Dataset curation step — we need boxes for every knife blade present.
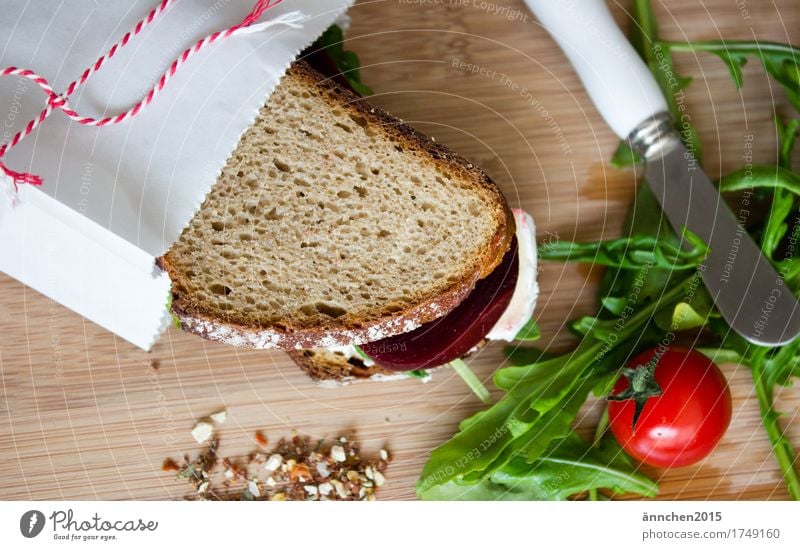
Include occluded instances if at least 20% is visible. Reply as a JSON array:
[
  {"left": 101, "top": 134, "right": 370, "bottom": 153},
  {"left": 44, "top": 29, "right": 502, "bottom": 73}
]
[
  {"left": 524, "top": 0, "right": 800, "bottom": 345},
  {"left": 632, "top": 114, "right": 800, "bottom": 345}
]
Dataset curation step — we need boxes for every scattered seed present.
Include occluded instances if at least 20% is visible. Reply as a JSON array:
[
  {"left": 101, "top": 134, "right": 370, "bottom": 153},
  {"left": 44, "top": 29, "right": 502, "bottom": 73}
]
[
  {"left": 165, "top": 433, "right": 390, "bottom": 501},
  {"left": 209, "top": 409, "right": 228, "bottom": 424},
  {"left": 264, "top": 454, "right": 283, "bottom": 473}
]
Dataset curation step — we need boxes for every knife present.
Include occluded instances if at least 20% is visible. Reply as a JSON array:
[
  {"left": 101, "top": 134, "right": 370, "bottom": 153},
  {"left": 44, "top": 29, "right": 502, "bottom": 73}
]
[{"left": 523, "top": 0, "right": 800, "bottom": 346}]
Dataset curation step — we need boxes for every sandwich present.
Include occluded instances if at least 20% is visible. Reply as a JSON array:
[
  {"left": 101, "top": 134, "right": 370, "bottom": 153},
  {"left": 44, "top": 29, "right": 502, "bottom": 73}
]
[{"left": 158, "top": 61, "right": 539, "bottom": 383}]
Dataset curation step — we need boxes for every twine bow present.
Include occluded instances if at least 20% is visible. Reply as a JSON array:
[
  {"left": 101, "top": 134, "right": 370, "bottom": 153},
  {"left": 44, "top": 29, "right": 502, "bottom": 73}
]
[{"left": 0, "top": 0, "right": 304, "bottom": 191}]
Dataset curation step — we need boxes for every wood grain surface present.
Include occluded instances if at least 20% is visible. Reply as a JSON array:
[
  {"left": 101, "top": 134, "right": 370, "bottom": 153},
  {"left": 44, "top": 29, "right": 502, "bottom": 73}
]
[{"left": 2, "top": 0, "right": 800, "bottom": 501}]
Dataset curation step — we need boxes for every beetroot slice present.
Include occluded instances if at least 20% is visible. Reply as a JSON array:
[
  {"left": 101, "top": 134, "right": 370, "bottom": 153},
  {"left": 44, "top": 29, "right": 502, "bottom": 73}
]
[{"left": 361, "top": 237, "right": 519, "bottom": 371}]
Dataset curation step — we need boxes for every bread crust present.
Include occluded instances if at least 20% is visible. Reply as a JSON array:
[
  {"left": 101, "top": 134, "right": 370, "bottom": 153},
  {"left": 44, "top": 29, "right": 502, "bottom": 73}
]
[
  {"left": 160, "top": 61, "right": 513, "bottom": 350},
  {"left": 287, "top": 349, "right": 396, "bottom": 382},
  {"left": 286, "top": 339, "right": 488, "bottom": 384}
]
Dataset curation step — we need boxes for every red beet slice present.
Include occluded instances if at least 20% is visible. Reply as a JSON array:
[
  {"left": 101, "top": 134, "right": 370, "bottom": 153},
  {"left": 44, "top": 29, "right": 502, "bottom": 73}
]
[{"left": 361, "top": 237, "right": 519, "bottom": 371}]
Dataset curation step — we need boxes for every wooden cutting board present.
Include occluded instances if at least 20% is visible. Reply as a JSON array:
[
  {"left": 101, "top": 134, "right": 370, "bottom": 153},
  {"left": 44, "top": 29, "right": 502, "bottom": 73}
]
[{"left": 1, "top": 0, "right": 799, "bottom": 501}]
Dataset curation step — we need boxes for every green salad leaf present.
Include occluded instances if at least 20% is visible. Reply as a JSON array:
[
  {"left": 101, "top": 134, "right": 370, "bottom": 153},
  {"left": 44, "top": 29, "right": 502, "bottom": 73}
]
[
  {"left": 514, "top": 318, "right": 541, "bottom": 341},
  {"left": 663, "top": 40, "right": 800, "bottom": 112},
  {"left": 449, "top": 359, "right": 491, "bottom": 404},
  {"left": 417, "top": 277, "right": 694, "bottom": 495},
  {"left": 419, "top": 433, "right": 657, "bottom": 501},
  {"left": 314, "top": 25, "right": 374, "bottom": 96},
  {"left": 610, "top": 141, "right": 642, "bottom": 168},
  {"left": 419, "top": 0, "right": 800, "bottom": 501},
  {"left": 538, "top": 231, "right": 708, "bottom": 271}
]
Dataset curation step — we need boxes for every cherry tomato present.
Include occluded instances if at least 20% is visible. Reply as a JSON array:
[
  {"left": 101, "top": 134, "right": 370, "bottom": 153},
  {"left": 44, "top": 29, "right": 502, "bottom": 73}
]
[{"left": 608, "top": 347, "right": 732, "bottom": 468}]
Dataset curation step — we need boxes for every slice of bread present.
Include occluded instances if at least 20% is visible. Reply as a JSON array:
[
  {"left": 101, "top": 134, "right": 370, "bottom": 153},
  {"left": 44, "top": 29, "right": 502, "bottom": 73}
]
[{"left": 160, "top": 61, "right": 513, "bottom": 350}]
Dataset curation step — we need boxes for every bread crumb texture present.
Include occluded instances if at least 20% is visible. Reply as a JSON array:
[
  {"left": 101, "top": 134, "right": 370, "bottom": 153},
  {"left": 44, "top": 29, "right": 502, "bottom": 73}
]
[{"left": 164, "top": 63, "right": 508, "bottom": 343}]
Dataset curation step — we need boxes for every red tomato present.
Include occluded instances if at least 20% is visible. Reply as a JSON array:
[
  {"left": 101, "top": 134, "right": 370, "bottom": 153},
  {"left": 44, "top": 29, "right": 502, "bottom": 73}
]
[{"left": 608, "top": 347, "right": 732, "bottom": 468}]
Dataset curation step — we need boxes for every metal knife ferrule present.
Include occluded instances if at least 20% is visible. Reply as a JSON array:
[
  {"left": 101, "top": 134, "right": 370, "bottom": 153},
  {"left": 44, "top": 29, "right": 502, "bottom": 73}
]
[{"left": 629, "top": 111, "right": 680, "bottom": 160}]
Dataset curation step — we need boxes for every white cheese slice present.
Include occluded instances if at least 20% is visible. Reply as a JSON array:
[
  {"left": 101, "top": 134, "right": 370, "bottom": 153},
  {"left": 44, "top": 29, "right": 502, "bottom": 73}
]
[{"left": 485, "top": 208, "right": 539, "bottom": 341}]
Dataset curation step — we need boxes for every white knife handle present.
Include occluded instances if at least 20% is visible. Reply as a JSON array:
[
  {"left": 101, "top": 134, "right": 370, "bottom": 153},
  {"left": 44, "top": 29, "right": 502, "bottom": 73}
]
[{"left": 523, "top": 0, "right": 667, "bottom": 139}]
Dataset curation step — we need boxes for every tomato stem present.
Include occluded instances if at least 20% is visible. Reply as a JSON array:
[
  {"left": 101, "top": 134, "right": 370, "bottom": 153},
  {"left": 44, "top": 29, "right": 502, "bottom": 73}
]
[
  {"left": 752, "top": 363, "right": 800, "bottom": 500},
  {"left": 606, "top": 363, "right": 663, "bottom": 431}
]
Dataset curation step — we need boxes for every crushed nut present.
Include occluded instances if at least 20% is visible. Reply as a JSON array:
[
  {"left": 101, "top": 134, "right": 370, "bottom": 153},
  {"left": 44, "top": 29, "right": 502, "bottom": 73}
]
[
  {"left": 191, "top": 420, "right": 214, "bottom": 444},
  {"left": 316, "top": 461, "right": 331, "bottom": 478},
  {"left": 318, "top": 482, "right": 333, "bottom": 496},
  {"left": 264, "top": 454, "right": 283, "bottom": 472},
  {"left": 209, "top": 409, "right": 227, "bottom": 424},
  {"left": 329, "top": 479, "right": 348, "bottom": 499},
  {"left": 330, "top": 445, "right": 346, "bottom": 462},
  {"left": 166, "top": 432, "right": 390, "bottom": 501}
]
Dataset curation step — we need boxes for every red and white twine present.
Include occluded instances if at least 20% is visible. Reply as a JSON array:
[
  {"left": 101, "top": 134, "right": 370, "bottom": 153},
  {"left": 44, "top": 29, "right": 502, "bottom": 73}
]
[{"left": 0, "top": 0, "right": 304, "bottom": 190}]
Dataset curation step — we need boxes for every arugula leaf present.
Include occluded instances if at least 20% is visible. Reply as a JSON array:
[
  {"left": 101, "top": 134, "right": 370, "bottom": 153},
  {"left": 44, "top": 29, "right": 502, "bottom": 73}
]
[
  {"left": 449, "top": 359, "right": 490, "bottom": 404},
  {"left": 417, "top": 276, "right": 695, "bottom": 494},
  {"left": 653, "top": 275, "right": 716, "bottom": 332},
  {"left": 352, "top": 344, "right": 371, "bottom": 361},
  {"left": 502, "top": 346, "right": 557, "bottom": 366},
  {"left": 419, "top": 434, "right": 657, "bottom": 501},
  {"left": 776, "top": 258, "right": 800, "bottom": 292},
  {"left": 405, "top": 369, "right": 431, "bottom": 380},
  {"left": 715, "top": 122, "right": 799, "bottom": 259},
  {"left": 778, "top": 117, "right": 799, "bottom": 170},
  {"left": 538, "top": 233, "right": 707, "bottom": 271},
  {"left": 663, "top": 40, "right": 800, "bottom": 112},
  {"left": 762, "top": 119, "right": 800, "bottom": 258},
  {"left": 314, "top": 25, "right": 374, "bottom": 96},
  {"left": 627, "top": 0, "right": 703, "bottom": 164},
  {"left": 165, "top": 291, "right": 181, "bottom": 329},
  {"left": 705, "top": 316, "right": 800, "bottom": 500},
  {"left": 514, "top": 318, "right": 541, "bottom": 341},
  {"left": 717, "top": 164, "right": 800, "bottom": 195},
  {"left": 599, "top": 183, "right": 681, "bottom": 311},
  {"left": 421, "top": 0, "right": 800, "bottom": 501},
  {"left": 610, "top": 141, "right": 642, "bottom": 168},
  {"left": 654, "top": 300, "right": 710, "bottom": 332},
  {"left": 753, "top": 356, "right": 800, "bottom": 500}
]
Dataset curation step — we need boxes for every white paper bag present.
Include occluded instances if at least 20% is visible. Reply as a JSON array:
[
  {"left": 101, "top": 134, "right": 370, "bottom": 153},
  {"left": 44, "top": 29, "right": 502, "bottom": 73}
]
[{"left": 0, "top": 0, "right": 355, "bottom": 349}]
